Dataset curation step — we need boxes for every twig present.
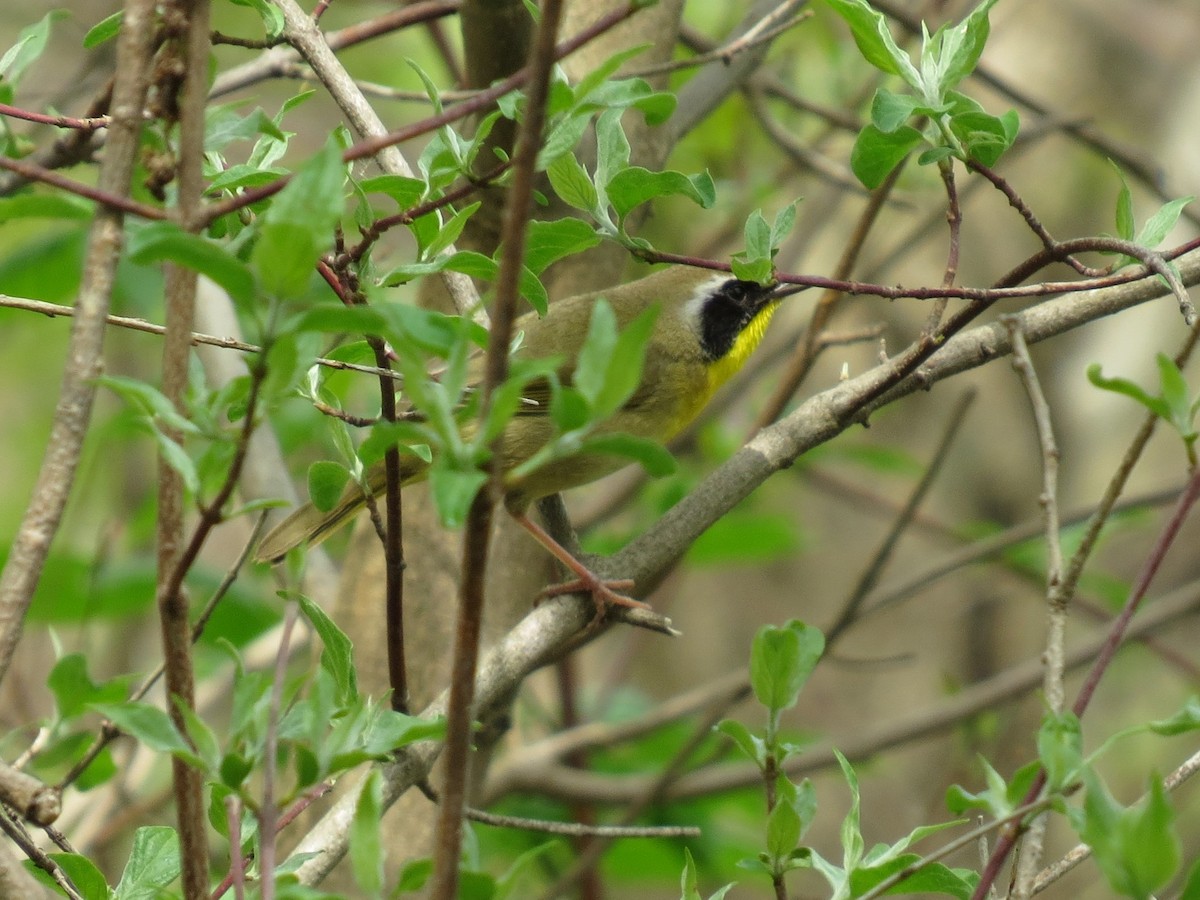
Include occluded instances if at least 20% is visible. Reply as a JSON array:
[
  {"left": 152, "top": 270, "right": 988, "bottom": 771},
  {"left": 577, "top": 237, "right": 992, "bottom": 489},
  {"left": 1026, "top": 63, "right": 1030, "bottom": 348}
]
[
  {"left": 258, "top": 601, "right": 300, "bottom": 900},
  {"left": 0, "top": 809, "right": 82, "bottom": 900},
  {"left": 629, "top": 4, "right": 811, "bottom": 77},
  {"left": 1002, "top": 318, "right": 1063, "bottom": 900},
  {"left": 0, "top": 763, "right": 59, "bottom": 826},
  {"left": 825, "top": 389, "right": 975, "bottom": 645},
  {"left": 428, "top": 0, "right": 566, "bottom": 893},
  {"left": 0, "top": 294, "right": 408, "bottom": 382}
]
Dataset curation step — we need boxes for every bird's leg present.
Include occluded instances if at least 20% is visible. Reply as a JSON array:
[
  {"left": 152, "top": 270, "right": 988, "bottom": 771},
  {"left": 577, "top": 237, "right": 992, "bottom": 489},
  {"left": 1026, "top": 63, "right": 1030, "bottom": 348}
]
[{"left": 510, "top": 511, "right": 648, "bottom": 625}]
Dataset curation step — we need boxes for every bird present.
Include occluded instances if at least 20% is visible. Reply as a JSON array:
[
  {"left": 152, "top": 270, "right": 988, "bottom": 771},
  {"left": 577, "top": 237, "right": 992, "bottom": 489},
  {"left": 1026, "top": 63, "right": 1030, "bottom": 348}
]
[{"left": 255, "top": 265, "right": 797, "bottom": 618}]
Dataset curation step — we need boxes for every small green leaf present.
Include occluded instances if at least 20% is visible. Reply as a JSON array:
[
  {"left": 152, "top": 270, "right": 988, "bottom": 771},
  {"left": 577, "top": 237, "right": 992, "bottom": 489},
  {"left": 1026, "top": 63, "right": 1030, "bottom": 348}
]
[
  {"left": 90, "top": 702, "right": 193, "bottom": 755},
  {"left": 128, "top": 222, "right": 257, "bottom": 307},
  {"left": 1148, "top": 696, "right": 1200, "bottom": 736},
  {"left": 1081, "top": 770, "right": 1180, "bottom": 899},
  {"left": 715, "top": 719, "right": 766, "bottom": 767},
  {"left": 1137, "top": 196, "right": 1195, "bottom": 249},
  {"left": 0, "top": 10, "right": 67, "bottom": 86},
  {"left": 35, "top": 852, "right": 110, "bottom": 900},
  {"left": 308, "top": 460, "right": 351, "bottom": 513},
  {"left": 1086, "top": 363, "right": 1170, "bottom": 420},
  {"left": 750, "top": 620, "right": 825, "bottom": 720},
  {"left": 297, "top": 593, "right": 358, "bottom": 703},
  {"left": 114, "top": 826, "right": 182, "bottom": 900},
  {"left": 577, "top": 432, "right": 677, "bottom": 477},
  {"left": 1037, "top": 709, "right": 1083, "bottom": 791},
  {"left": 931, "top": 0, "right": 998, "bottom": 91},
  {"left": 1111, "top": 162, "right": 1135, "bottom": 240},
  {"left": 252, "top": 138, "right": 345, "bottom": 299},
  {"left": 83, "top": 11, "right": 123, "bottom": 48},
  {"left": 547, "top": 153, "right": 599, "bottom": 215},
  {"left": 573, "top": 298, "right": 619, "bottom": 406},
  {"left": 607, "top": 167, "right": 716, "bottom": 220},
  {"left": 524, "top": 218, "right": 602, "bottom": 275},
  {"left": 766, "top": 789, "right": 802, "bottom": 863},
  {"left": 825, "top": 0, "right": 921, "bottom": 87},
  {"left": 350, "top": 769, "right": 384, "bottom": 895},
  {"left": 850, "top": 124, "right": 923, "bottom": 189},
  {"left": 828, "top": 753, "right": 863, "bottom": 873},
  {"left": 870, "top": 88, "right": 923, "bottom": 133},
  {"left": 427, "top": 463, "right": 488, "bottom": 529},
  {"left": 596, "top": 304, "right": 660, "bottom": 417}
]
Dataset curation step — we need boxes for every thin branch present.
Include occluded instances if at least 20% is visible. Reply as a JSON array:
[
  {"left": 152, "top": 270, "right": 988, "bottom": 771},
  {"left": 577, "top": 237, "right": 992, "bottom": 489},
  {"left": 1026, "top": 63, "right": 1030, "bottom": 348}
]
[
  {"left": 156, "top": 4, "right": 213, "bottom": 895},
  {"left": 825, "top": 389, "right": 975, "bottom": 645},
  {"left": 1002, "top": 318, "right": 1063, "bottom": 900},
  {"left": 0, "top": 154, "right": 165, "bottom": 220},
  {"left": 429, "top": 0, "right": 566, "bottom": 892},
  {"left": 0, "top": 294, "right": 408, "bottom": 382}
]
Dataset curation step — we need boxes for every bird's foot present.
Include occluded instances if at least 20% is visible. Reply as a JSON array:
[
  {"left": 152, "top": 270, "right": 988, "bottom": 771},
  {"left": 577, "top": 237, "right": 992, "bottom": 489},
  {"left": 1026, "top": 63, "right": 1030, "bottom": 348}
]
[{"left": 538, "top": 576, "right": 645, "bottom": 628}]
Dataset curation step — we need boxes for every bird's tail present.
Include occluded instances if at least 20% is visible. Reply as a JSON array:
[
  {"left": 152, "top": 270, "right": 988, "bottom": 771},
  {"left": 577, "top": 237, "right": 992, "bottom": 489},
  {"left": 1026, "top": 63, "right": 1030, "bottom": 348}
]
[{"left": 254, "top": 455, "right": 427, "bottom": 563}]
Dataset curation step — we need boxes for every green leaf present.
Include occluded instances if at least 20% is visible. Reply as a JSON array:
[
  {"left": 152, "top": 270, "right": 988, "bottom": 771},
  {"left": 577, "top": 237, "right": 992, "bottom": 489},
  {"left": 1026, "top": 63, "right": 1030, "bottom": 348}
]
[
  {"left": 1112, "top": 162, "right": 1135, "bottom": 240},
  {"left": 358, "top": 174, "right": 426, "bottom": 209},
  {"left": 1137, "top": 196, "right": 1194, "bottom": 249},
  {"left": 524, "top": 218, "right": 602, "bottom": 274},
  {"left": 849, "top": 855, "right": 975, "bottom": 899},
  {"left": 573, "top": 299, "right": 620, "bottom": 406},
  {"left": 930, "top": 0, "right": 998, "bottom": 91},
  {"left": 83, "top": 11, "right": 123, "bottom": 48},
  {"left": 547, "top": 152, "right": 599, "bottom": 215},
  {"left": 423, "top": 202, "right": 481, "bottom": 259},
  {"left": 952, "top": 110, "right": 1018, "bottom": 166},
  {"left": 350, "top": 769, "right": 384, "bottom": 895},
  {"left": 0, "top": 10, "right": 67, "bottom": 86},
  {"left": 606, "top": 167, "right": 716, "bottom": 220},
  {"left": 870, "top": 88, "right": 924, "bottom": 133},
  {"left": 577, "top": 432, "right": 677, "bottom": 477},
  {"left": 741, "top": 209, "right": 772, "bottom": 262},
  {"left": 850, "top": 124, "right": 923, "bottom": 189},
  {"left": 1081, "top": 770, "right": 1180, "bottom": 899},
  {"left": 48, "top": 653, "right": 129, "bottom": 719},
  {"left": 1037, "top": 709, "right": 1083, "bottom": 791},
  {"left": 715, "top": 719, "right": 766, "bottom": 767},
  {"left": 594, "top": 108, "right": 632, "bottom": 191},
  {"left": 114, "top": 826, "right": 182, "bottom": 900},
  {"left": 252, "top": 138, "right": 345, "bottom": 299},
  {"left": 427, "top": 463, "right": 488, "bottom": 529},
  {"left": 1086, "top": 363, "right": 1170, "bottom": 420},
  {"left": 297, "top": 593, "right": 358, "bottom": 703},
  {"left": 127, "top": 222, "right": 257, "bottom": 307},
  {"left": 592, "top": 303, "right": 660, "bottom": 418},
  {"left": 766, "top": 788, "right": 802, "bottom": 863},
  {"left": 1156, "top": 353, "right": 1197, "bottom": 438},
  {"left": 308, "top": 460, "right": 351, "bottom": 513},
  {"left": 824, "top": 0, "right": 921, "bottom": 87},
  {"left": 750, "top": 620, "right": 825, "bottom": 721},
  {"left": 40, "top": 853, "right": 111, "bottom": 900},
  {"left": 1148, "top": 696, "right": 1200, "bottom": 736},
  {"left": 91, "top": 702, "right": 193, "bottom": 756},
  {"left": 837, "top": 750, "right": 865, "bottom": 870}
]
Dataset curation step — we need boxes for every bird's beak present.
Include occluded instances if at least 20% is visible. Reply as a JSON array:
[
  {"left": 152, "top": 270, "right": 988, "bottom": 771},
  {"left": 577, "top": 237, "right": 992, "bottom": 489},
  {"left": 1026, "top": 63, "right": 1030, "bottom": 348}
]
[{"left": 769, "top": 280, "right": 808, "bottom": 300}]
